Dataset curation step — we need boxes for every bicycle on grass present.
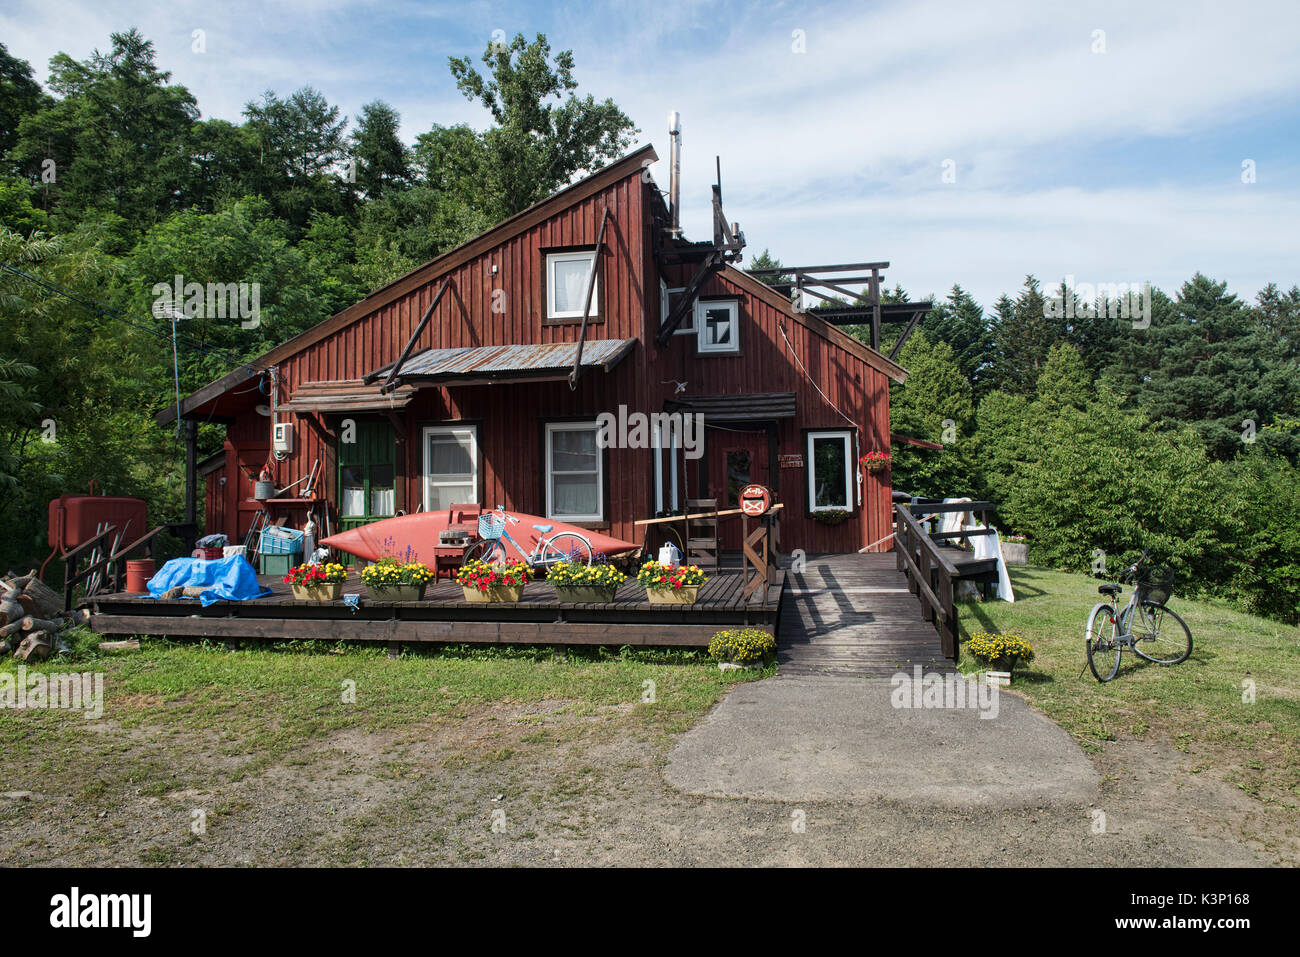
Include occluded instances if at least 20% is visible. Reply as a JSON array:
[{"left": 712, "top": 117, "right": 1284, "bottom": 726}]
[{"left": 1085, "top": 547, "right": 1193, "bottom": 682}]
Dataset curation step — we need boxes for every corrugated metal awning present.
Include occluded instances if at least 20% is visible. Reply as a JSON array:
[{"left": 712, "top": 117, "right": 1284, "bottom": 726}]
[
  {"left": 368, "top": 338, "right": 637, "bottom": 388},
  {"left": 665, "top": 392, "right": 796, "bottom": 421},
  {"left": 281, "top": 379, "right": 417, "bottom": 413}
]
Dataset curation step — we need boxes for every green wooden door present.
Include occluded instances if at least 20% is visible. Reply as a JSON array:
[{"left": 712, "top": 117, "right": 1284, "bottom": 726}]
[{"left": 338, "top": 420, "right": 397, "bottom": 531}]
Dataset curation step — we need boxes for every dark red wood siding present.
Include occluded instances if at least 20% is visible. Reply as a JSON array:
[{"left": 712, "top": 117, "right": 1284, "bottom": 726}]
[{"left": 206, "top": 166, "right": 896, "bottom": 553}]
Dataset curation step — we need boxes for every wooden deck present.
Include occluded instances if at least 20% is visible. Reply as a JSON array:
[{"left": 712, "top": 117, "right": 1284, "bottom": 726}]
[
  {"left": 86, "top": 567, "right": 785, "bottom": 648},
  {"left": 778, "top": 553, "right": 954, "bottom": 677}
]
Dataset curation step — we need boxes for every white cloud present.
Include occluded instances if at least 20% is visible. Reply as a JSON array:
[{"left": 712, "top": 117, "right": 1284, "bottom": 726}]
[{"left": 4, "top": 0, "right": 1297, "bottom": 306}]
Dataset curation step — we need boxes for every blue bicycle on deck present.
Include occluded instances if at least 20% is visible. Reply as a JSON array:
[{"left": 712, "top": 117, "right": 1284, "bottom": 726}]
[{"left": 462, "top": 506, "right": 594, "bottom": 570}]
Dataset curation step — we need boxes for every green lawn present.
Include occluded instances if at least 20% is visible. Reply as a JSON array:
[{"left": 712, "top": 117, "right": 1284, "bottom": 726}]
[
  {"left": 960, "top": 566, "right": 1300, "bottom": 808},
  {"left": 0, "top": 634, "right": 769, "bottom": 804}
]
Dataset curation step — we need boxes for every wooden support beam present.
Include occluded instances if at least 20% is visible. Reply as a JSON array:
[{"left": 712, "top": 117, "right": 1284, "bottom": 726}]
[
  {"left": 380, "top": 276, "right": 453, "bottom": 394},
  {"left": 656, "top": 251, "right": 722, "bottom": 346},
  {"left": 569, "top": 207, "right": 611, "bottom": 390}
]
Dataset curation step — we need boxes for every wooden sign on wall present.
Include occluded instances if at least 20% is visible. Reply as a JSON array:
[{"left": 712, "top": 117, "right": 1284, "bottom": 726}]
[{"left": 778, "top": 453, "right": 804, "bottom": 469}]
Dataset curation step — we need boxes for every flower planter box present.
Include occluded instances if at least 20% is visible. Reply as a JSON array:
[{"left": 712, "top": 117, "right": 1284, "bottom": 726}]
[
  {"left": 1002, "top": 542, "right": 1028, "bottom": 565},
  {"left": 291, "top": 583, "right": 343, "bottom": 601},
  {"left": 461, "top": 584, "right": 525, "bottom": 603},
  {"left": 367, "top": 583, "right": 427, "bottom": 602},
  {"left": 645, "top": 586, "right": 700, "bottom": 605},
  {"left": 553, "top": 585, "right": 618, "bottom": 604}
]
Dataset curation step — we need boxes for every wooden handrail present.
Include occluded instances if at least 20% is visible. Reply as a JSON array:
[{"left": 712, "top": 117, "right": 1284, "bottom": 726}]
[{"left": 895, "top": 504, "right": 959, "bottom": 660}]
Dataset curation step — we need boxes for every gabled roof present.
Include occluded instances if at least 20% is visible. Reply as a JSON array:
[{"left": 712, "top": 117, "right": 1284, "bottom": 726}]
[{"left": 159, "top": 144, "right": 659, "bottom": 425}]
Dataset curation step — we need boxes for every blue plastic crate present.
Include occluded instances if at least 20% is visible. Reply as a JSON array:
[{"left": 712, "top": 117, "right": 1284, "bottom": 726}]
[{"left": 258, "top": 527, "right": 305, "bottom": 555}]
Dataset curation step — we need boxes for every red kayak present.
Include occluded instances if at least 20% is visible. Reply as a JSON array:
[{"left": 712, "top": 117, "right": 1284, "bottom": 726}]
[{"left": 320, "top": 510, "right": 638, "bottom": 564}]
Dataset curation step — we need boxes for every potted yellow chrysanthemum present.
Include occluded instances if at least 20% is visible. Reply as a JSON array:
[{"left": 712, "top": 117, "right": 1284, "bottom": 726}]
[
  {"left": 361, "top": 557, "right": 435, "bottom": 601},
  {"left": 546, "top": 560, "right": 627, "bottom": 603}
]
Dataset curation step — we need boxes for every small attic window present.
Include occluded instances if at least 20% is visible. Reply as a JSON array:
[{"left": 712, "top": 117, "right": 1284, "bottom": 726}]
[{"left": 546, "top": 249, "right": 598, "bottom": 321}]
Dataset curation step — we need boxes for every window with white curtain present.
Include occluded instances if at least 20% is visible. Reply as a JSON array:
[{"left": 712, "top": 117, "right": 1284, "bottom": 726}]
[
  {"left": 545, "top": 422, "right": 602, "bottom": 521},
  {"left": 547, "top": 251, "right": 598, "bottom": 320},
  {"left": 423, "top": 425, "right": 478, "bottom": 512}
]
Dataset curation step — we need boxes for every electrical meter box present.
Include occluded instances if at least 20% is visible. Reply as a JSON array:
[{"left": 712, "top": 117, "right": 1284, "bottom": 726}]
[{"left": 273, "top": 422, "right": 295, "bottom": 455}]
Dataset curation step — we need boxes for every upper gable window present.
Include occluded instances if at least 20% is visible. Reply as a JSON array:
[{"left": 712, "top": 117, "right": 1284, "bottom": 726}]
[
  {"left": 546, "top": 250, "right": 598, "bottom": 321},
  {"left": 659, "top": 278, "right": 692, "bottom": 333},
  {"left": 694, "top": 299, "right": 740, "bottom": 355}
]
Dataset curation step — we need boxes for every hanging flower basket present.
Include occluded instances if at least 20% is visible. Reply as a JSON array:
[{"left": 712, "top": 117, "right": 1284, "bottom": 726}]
[{"left": 860, "top": 451, "right": 891, "bottom": 474}]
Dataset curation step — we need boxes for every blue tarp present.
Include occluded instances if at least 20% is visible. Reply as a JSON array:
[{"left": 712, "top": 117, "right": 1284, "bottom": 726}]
[{"left": 145, "top": 555, "right": 272, "bottom": 606}]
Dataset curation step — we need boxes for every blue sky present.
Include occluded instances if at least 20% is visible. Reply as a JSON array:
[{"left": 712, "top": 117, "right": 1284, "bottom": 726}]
[{"left": 4, "top": 0, "right": 1298, "bottom": 308}]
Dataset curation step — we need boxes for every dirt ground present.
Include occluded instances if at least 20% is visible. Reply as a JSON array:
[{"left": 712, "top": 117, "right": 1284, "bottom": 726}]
[{"left": 2, "top": 690, "right": 1294, "bottom": 867}]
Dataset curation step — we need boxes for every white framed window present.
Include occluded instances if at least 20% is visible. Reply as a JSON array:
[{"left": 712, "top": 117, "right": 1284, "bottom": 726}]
[
  {"left": 546, "top": 250, "right": 598, "bottom": 320},
  {"left": 807, "top": 430, "right": 854, "bottom": 512},
  {"left": 659, "top": 279, "right": 692, "bottom": 333},
  {"left": 545, "top": 421, "right": 603, "bottom": 521},
  {"left": 423, "top": 425, "right": 478, "bottom": 512},
  {"left": 694, "top": 299, "right": 740, "bottom": 354}
]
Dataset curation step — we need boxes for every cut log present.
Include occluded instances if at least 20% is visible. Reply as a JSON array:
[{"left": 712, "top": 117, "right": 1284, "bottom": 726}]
[
  {"left": 18, "top": 616, "right": 65, "bottom": 634},
  {"left": 98, "top": 639, "right": 140, "bottom": 652},
  {"left": 0, "top": 620, "right": 24, "bottom": 638},
  {"left": 0, "top": 640, "right": 9, "bottom": 655},
  {"left": 21, "top": 577, "right": 63, "bottom": 618},
  {"left": 14, "top": 633, "right": 51, "bottom": 662},
  {"left": 1, "top": 571, "right": 35, "bottom": 593},
  {"left": 0, "top": 600, "right": 22, "bottom": 626}
]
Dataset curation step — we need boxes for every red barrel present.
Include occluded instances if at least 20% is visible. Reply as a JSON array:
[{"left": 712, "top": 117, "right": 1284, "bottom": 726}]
[{"left": 125, "top": 559, "right": 155, "bottom": 594}]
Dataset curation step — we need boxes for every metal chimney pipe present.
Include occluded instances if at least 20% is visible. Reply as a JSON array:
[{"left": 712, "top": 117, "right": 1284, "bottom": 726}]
[{"left": 668, "top": 111, "right": 682, "bottom": 238}]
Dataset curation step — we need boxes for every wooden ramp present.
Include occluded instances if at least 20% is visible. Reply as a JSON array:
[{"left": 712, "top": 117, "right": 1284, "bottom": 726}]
[{"left": 778, "top": 553, "right": 952, "bottom": 677}]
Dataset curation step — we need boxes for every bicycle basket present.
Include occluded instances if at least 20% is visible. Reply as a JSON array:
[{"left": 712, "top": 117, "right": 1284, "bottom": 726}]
[
  {"left": 1137, "top": 565, "right": 1175, "bottom": 604},
  {"left": 477, "top": 513, "right": 506, "bottom": 541}
]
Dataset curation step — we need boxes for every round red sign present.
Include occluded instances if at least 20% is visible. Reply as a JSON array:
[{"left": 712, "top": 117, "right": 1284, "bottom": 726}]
[{"left": 739, "top": 483, "right": 772, "bottom": 517}]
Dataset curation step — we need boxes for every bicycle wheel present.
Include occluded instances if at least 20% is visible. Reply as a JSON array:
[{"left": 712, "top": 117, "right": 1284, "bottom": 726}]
[
  {"left": 464, "top": 538, "right": 507, "bottom": 565},
  {"left": 1086, "top": 603, "right": 1122, "bottom": 682},
  {"left": 535, "top": 532, "right": 593, "bottom": 569},
  {"left": 1126, "top": 601, "right": 1192, "bottom": 665}
]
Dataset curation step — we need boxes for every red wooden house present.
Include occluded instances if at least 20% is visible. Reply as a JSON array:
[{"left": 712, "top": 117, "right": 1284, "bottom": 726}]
[{"left": 159, "top": 138, "right": 913, "bottom": 559}]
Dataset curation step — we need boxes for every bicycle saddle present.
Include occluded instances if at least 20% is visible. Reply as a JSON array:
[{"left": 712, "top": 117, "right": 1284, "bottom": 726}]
[
  {"left": 532, "top": 523, "right": 553, "bottom": 534},
  {"left": 1098, "top": 584, "right": 1121, "bottom": 596}
]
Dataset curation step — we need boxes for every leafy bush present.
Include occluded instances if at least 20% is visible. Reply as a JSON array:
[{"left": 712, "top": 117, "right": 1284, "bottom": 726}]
[{"left": 708, "top": 628, "right": 776, "bottom": 664}]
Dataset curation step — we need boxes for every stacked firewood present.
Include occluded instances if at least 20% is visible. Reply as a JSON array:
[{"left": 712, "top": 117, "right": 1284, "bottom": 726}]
[{"left": 0, "top": 570, "right": 81, "bottom": 662}]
